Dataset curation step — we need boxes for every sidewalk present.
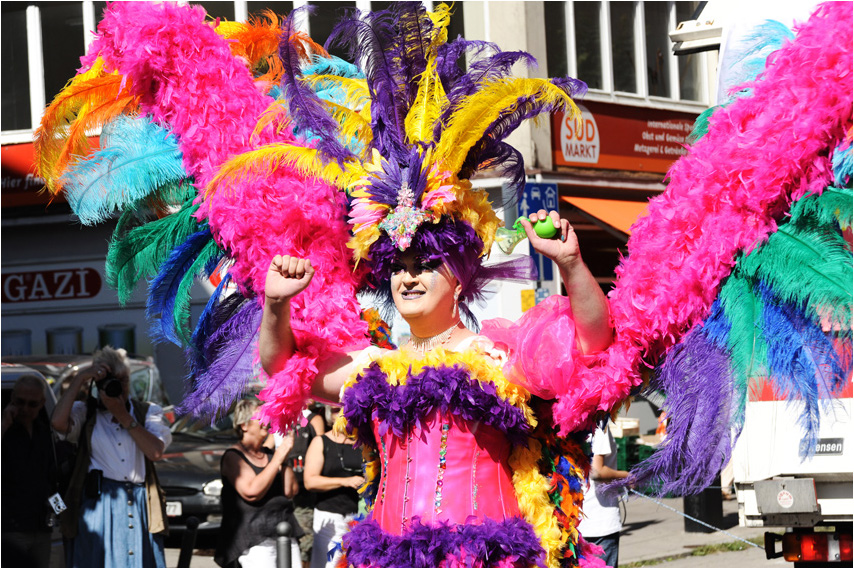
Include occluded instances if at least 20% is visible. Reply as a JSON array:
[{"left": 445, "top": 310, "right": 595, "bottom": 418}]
[{"left": 620, "top": 492, "right": 777, "bottom": 567}]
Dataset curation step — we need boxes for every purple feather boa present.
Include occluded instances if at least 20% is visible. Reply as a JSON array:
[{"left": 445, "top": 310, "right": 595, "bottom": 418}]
[
  {"left": 341, "top": 361, "right": 532, "bottom": 448},
  {"left": 344, "top": 516, "right": 545, "bottom": 568}
]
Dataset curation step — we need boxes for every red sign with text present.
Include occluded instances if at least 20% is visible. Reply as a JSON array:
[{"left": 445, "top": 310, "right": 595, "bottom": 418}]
[
  {"left": 552, "top": 101, "right": 698, "bottom": 174},
  {"left": 2, "top": 268, "right": 103, "bottom": 303}
]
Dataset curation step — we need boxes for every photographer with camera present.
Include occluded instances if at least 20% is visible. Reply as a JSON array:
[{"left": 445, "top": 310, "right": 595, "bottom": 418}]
[{"left": 51, "top": 346, "right": 172, "bottom": 568}]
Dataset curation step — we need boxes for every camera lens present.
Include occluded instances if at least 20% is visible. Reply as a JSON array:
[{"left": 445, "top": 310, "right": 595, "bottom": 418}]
[{"left": 99, "top": 378, "right": 123, "bottom": 398}]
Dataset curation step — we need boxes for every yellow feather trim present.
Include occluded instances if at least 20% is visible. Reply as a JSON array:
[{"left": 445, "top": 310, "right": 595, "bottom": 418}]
[
  {"left": 434, "top": 77, "right": 580, "bottom": 176},
  {"left": 510, "top": 439, "right": 566, "bottom": 568}
]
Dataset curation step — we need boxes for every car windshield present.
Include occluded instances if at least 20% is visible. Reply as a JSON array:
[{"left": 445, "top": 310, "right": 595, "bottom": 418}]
[{"left": 171, "top": 413, "right": 235, "bottom": 440}]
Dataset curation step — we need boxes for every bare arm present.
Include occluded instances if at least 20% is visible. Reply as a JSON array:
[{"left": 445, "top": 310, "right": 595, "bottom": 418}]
[
  {"left": 521, "top": 210, "right": 613, "bottom": 354},
  {"left": 52, "top": 366, "right": 100, "bottom": 434},
  {"left": 590, "top": 454, "right": 630, "bottom": 482},
  {"left": 302, "top": 436, "right": 365, "bottom": 492},
  {"left": 259, "top": 254, "right": 366, "bottom": 403},
  {"left": 309, "top": 413, "right": 327, "bottom": 436},
  {"left": 222, "top": 438, "right": 294, "bottom": 502}
]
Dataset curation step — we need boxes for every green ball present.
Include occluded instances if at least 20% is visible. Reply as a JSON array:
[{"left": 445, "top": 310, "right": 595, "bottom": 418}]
[{"left": 533, "top": 218, "right": 559, "bottom": 239}]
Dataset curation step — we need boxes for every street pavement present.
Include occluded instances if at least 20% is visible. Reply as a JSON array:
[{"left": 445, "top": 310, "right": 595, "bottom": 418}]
[{"left": 620, "top": 492, "right": 788, "bottom": 568}]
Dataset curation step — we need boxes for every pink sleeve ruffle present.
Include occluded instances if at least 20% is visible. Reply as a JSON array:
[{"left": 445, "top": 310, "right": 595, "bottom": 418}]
[{"left": 481, "top": 295, "right": 580, "bottom": 401}]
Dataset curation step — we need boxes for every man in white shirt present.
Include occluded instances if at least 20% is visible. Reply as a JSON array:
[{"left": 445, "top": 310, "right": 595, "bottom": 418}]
[{"left": 578, "top": 423, "right": 630, "bottom": 567}]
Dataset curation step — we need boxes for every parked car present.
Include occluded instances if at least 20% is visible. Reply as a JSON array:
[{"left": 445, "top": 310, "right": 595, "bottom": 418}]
[
  {"left": 2, "top": 354, "right": 171, "bottom": 419},
  {"left": 157, "top": 411, "right": 237, "bottom": 533}
]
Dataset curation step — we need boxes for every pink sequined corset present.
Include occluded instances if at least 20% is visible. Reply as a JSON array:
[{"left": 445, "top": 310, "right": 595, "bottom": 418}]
[{"left": 370, "top": 410, "right": 520, "bottom": 534}]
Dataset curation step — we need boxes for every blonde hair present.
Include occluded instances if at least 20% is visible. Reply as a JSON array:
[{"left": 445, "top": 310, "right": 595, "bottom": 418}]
[
  {"left": 92, "top": 346, "right": 130, "bottom": 383},
  {"left": 233, "top": 398, "right": 260, "bottom": 437}
]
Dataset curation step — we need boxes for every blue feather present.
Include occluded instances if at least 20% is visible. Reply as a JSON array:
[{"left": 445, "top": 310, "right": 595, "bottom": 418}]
[
  {"left": 832, "top": 139, "right": 852, "bottom": 188},
  {"left": 187, "top": 273, "right": 234, "bottom": 378},
  {"left": 146, "top": 229, "right": 218, "bottom": 346},
  {"left": 61, "top": 115, "right": 186, "bottom": 224},
  {"left": 759, "top": 285, "right": 846, "bottom": 458}
]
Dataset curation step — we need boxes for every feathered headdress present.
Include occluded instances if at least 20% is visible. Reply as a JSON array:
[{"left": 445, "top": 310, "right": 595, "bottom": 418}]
[{"left": 210, "top": 2, "right": 585, "bottom": 269}]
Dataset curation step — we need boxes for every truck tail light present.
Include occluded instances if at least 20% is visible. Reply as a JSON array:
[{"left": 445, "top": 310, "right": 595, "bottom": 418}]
[{"left": 782, "top": 530, "right": 853, "bottom": 563}]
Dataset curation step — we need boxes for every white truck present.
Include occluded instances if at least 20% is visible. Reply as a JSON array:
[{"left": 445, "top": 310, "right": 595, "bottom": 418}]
[{"left": 733, "top": 376, "right": 852, "bottom": 566}]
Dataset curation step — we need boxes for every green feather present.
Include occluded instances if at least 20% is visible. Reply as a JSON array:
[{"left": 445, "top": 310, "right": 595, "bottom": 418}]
[
  {"left": 106, "top": 197, "right": 202, "bottom": 304},
  {"left": 688, "top": 106, "right": 717, "bottom": 144},
  {"left": 738, "top": 201, "right": 853, "bottom": 328},
  {"left": 790, "top": 186, "right": 853, "bottom": 230},
  {"left": 174, "top": 238, "right": 223, "bottom": 346},
  {"left": 719, "top": 274, "right": 768, "bottom": 410}
]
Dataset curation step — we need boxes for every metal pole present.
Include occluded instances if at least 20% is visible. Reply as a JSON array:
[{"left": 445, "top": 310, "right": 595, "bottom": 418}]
[
  {"left": 277, "top": 520, "right": 293, "bottom": 568},
  {"left": 177, "top": 516, "right": 199, "bottom": 568}
]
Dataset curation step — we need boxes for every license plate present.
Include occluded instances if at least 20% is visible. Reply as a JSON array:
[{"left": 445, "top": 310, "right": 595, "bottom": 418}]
[{"left": 166, "top": 501, "right": 182, "bottom": 517}]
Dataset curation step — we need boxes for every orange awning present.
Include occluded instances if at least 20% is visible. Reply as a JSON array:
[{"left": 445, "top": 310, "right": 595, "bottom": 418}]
[{"left": 561, "top": 196, "right": 648, "bottom": 235}]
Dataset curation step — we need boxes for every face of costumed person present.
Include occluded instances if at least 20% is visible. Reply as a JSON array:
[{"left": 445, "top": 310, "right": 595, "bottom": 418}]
[{"left": 389, "top": 250, "right": 462, "bottom": 323}]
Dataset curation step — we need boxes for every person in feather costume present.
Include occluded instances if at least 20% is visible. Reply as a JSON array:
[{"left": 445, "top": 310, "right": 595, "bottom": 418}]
[
  {"left": 207, "top": 3, "right": 617, "bottom": 567},
  {"left": 32, "top": 0, "right": 852, "bottom": 567}
]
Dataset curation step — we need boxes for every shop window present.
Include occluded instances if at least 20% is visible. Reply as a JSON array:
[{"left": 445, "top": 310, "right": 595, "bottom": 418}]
[
  {"left": 609, "top": 1, "right": 637, "bottom": 93},
  {"left": 190, "top": 1, "right": 235, "bottom": 21},
  {"left": 544, "top": 1, "right": 568, "bottom": 78},
  {"left": 574, "top": 1, "right": 603, "bottom": 90},
  {"left": 248, "top": 2, "right": 294, "bottom": 20},
  {"left": 676, "top": 1, "right": 702, "bottom": 101},
  {"left": 1, "top": 3, "right": 31, "bottom": 131},
  {"left": 644, "top": 1, "right": 671, "bottom": 97},
  {"left": 38, "top": 1, "right": 86, "bottom": 113}
]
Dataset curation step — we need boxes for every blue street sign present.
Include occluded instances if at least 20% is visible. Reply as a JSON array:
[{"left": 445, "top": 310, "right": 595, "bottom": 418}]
[{"left": 519, "top": 182, "right": 558, "bottom": 281}]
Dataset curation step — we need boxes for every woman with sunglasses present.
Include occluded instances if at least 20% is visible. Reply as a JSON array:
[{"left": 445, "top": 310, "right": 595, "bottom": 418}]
[{"left": 302, "top": 406, "right": 364, "bottom": 568}]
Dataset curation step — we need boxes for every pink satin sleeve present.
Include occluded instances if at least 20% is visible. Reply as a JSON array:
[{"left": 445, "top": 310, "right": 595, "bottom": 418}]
[{"left": 480, "top": 295, "right": 579, "bottom": 399}]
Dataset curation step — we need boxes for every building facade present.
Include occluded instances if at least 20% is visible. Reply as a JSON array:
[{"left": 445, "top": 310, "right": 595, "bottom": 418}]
[{"left": 1, "top": 1, "right": 712, "bottom": 400}]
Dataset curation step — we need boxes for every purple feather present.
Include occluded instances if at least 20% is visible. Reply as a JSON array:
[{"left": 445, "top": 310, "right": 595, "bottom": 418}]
[
  {"left": 278, "top": 8, "right": 353, "bottom": 164},
  {"left": 344, "top": 516, "right": 544, "bottom": 568},
  {"left": 178, "top": 299, "right": 262, "bottom": 419},
  {"left": 435, "top": 37, "right": 497, "bottom": 93},
  {"left": 341, "top": 361, "right": 532, "bottom": 449},
  {"left": 625, "top": 327, "right": 735, "bottom": 497},
  {"left": 327, "top": 8, "right": 408, "bottom": 160}
]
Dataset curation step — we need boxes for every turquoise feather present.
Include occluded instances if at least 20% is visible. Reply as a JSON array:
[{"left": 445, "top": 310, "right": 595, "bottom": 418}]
[{"left": 61, "top": 115, "right": 187, "bottom": 224}]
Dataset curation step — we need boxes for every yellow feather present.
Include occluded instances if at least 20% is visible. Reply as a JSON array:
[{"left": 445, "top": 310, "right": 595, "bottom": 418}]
[
  {"left": 404, "top": 57, "right": 446, "bottom": 144},
  {"left": 34, "top": 74, "right": 138, "bottom": 194},
  {"left": 214, "top": 20, "right": 246, "bottom": 38},
  {"left": 434, "top": 78, "right": 580, "bottom": 175},
  {"left": 323, "top": 100, "right": 374, "bottom": 151},
  {"left": 207, "top": 144, "right": 366, "bottom": 199},
  {"left": 428, "top": 3, "right": 452, "bottom": 48},
  {"left": 252, "top": 100, "right": 291, "bottom": 139},
  {"left": 301, "top": 75, "right": 370, "bottom": 109}
]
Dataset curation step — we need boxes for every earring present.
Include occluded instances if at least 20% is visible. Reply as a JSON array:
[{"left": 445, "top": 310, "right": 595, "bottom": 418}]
[{"left": 453, "top": 291, "right": 460, "bottom": 319}]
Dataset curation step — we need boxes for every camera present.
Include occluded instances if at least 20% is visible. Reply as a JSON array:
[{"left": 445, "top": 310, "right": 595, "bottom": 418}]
[{"left": 96, "top": 376, "right": 123, "bottom": 398}]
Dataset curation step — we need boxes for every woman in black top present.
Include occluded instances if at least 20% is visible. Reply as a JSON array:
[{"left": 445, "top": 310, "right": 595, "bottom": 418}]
[
  {"left": 303, "top": 407, "right": 364, "bottom": 568},
  {"left": 215, "top": 399, "right": 303, "bottom": 568}
]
